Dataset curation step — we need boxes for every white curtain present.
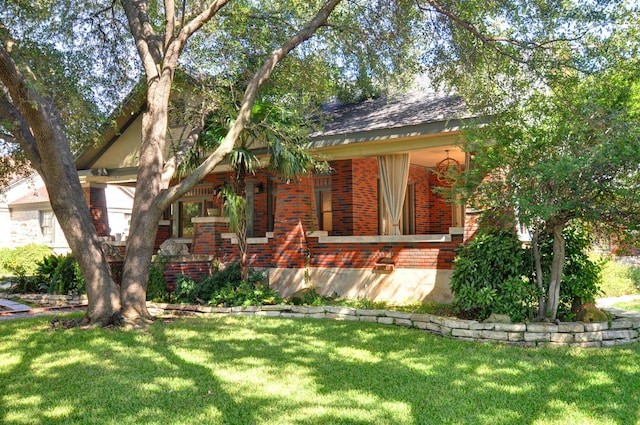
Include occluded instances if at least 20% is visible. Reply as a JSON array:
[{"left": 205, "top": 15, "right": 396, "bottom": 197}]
[{"left": 378, "top": 154, "right": 410, "bottom": 235}]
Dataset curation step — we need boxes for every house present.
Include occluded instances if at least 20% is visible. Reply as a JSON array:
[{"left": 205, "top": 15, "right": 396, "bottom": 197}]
[
  {"left": 75, "top": 90, "right": 479, "bottom": 304},
  {"left": 0, "top": 173, "right": 135, "bottom": 254}
]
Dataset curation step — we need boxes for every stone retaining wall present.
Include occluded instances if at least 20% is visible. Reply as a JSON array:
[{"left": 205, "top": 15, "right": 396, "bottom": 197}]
[
  {"left": 3, "top": 292, "right": 638, "bottom": 348},
  {"left": 0, "top": 293, "right": 88, "bottom": 306},
  {"left": 147, "top": 303, "right": 640, "bottom": 348}
]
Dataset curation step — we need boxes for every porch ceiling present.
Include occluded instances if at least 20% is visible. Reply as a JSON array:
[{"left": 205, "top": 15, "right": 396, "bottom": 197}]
[{"left": 411, "top": 146, "right": 466, "bottom": 168}]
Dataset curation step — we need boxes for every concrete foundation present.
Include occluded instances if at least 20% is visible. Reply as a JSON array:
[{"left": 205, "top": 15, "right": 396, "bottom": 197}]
[{"left": 268, "top": 267, "right": 454, "bottom": 304}]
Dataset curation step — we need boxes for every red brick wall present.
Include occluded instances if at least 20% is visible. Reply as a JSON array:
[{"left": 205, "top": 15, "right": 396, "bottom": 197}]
[
  {"left": 427, "top": 171, "right": 454, "bottom": 233},
  {"left": 252, "top": 171, "right": 270, "bottom": 236},
  {"left": 164, "top": 260, "right": 212, "bottom": 287},
  {"left": 352, "top": 158, "right": 379, "bottom": 236},
  {"left": 410, "top": 165, "right": 430, "bottom": 234},
  {"left": 308, "top": 234, "right": 462, "bottom": 270},
  {"left": 330, "top": 160, "right": 353, "bottom": 236},
  {"left": 83, "top": 184, "right": 110, "bottom": 236},
  {"left": 192, "top": 219, "right": 231, "bottom": 256},
  {"left": 270, "top": 175, "right": 317, "bottom": 268},
  {"left": 186, "top": 163, "right": 467, "bottom": 273}
]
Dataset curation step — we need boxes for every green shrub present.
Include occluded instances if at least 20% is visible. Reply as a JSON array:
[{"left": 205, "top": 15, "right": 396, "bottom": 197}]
[
  {"left": 450, "top": 228, "right": 536, "bottom": 322},
  {"left": 34, "top": 253, "right": 85, "bottom": 295},
  {"left": 6, "top": 275, "right": 45, "bottom": 294},
  {"left": 171, "top": 263, "right": 277, "bottom": 307},
  {"left": 0, "top": 248, "right": 13, "bottom": 276},
  {"left": 1, "top": 244, "right": 52, "bottom": 277},
  {"left": 52, "top": 254, "right": 85, "bottom": 295},
  {"left": 628, "top": 264, "right": 640, "bottom": 291},
  {"left": 172, "top": 275, "right": 198, "bottom": 304},
  {"left": 210, "top": 281, "right": 282, "bottom": 307},
  {"left": 597, "top": 256, "right": 640, "bottom": 297},
  {"left": 146, "top": 256, "right": 169, "bottom": 302}
]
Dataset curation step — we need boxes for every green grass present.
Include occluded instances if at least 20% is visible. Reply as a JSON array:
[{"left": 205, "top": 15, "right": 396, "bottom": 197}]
[
  {"left": 599, "top": 257, "right": 640, "bottom": 297},
  {"left": 612, "top": 301, "right": 640, "bottom": 312},
  {"left": 1, "top": 314, "right": 640, "bottom": 425}
]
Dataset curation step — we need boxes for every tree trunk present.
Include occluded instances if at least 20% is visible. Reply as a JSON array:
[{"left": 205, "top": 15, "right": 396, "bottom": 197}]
[
  {"left": 115, "top": 0, "right": 344, "bottom": 320},
  {"left": 119, "top": 206, "right": 162, "bottom": 320},
  {"left": 531, "top": 228, "right": 547, "bottom": 321},
  {"left": 546, "top": 222, "right": 566, "bottom": 321},
  {"left": 0, "top": 46, "right": 121, "bottom": 326},
  {"left": 119, "top": 81, "right": 172, "bottom": 321},
  {"left": 46, "top": 176, "right": 122, "bottom": 326},
  {"left": 235, "top": 167, "right": 250, "bottom": 282}
]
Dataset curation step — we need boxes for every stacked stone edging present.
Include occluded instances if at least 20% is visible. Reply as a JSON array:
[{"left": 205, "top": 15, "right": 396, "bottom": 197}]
[
  {"left": 3, "top": 292, "right": 638, "bottom": 347},
  {"left": 0, "top": 293, "right": 87, "bottom": 307},
  {"left": 147, "top": 303, "right": 640, "bottom": 348}
]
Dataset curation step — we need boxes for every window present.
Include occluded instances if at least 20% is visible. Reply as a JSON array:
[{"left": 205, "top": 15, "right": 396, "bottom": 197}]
[
  {"left": 315, "top": 175, "right": 332, "bottom": 232},
  {"left": 123, "top": 213, "right": 132, "bottom": 240},
  {"left": 169, "top": 183, "right": 215, "bottom": 237},
  {"left": 40, "top": 210, "right": 54, "bottom": 243},
  {"left": 318, "top": 189, "right": 333, "bottom": 232},
  {"left": 378, "top": 181, "right": 415, "bottom": 235},
  {"left": 179, "top": 201, "right": 203, "bottom": 237}
]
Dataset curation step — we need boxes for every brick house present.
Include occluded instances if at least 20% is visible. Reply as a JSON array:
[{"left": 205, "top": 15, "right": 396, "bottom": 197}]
[{"left": 76, "top": 91, "right": 478, "bottom": 304}]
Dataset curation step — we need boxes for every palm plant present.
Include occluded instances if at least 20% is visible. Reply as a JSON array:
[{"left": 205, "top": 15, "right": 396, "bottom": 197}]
[{"left": 182, "top": 93, "right": 324, "bottom": 282}]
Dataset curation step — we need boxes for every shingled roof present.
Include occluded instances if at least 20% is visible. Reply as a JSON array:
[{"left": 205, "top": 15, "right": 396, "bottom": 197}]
[{"left": 312, "top": 92, "right": 470, "bottom": 138}]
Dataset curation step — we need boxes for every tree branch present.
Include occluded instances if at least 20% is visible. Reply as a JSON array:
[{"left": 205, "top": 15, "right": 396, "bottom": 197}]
[
  {"left": 0, "top": 47, "right": 42, "bottom": 169},
  {"left": 120, "top": 0, "right": 166, "bottom": 81},
  {"left": 165, "top": 0, "right": 176, "bottom": 49},
  {"left": 176, "top": 0, "right": 228, "bottom": 47},
  {"left": 418, "top": 0, "right": 584, "bottom": 65},
  {"left": 163, "top": 0, "right": 343, "bottom": 203}
]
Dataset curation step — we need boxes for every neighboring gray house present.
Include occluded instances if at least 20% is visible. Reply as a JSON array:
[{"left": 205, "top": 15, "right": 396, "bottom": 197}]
[{"left": 0, "top": 173, "right": 134, "bottom": 254}]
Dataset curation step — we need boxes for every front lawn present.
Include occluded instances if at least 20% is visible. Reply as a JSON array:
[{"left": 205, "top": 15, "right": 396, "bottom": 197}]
[
  {"left": 1, "top": 314, "right": 639, "bottom": 425},
  {"left": 612, "top": 300, "right": 640, "bottom": 312}
]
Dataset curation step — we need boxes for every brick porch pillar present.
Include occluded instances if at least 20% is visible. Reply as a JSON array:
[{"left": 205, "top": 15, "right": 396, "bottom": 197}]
[
  {"left": 272, "top": 175, "right": 318, "bottom": 268},
  {"left": 82, "top": 182, "right": 110, "bottom": 237}
]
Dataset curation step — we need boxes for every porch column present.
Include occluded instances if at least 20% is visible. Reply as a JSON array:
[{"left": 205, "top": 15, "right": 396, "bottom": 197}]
[
  {"left": 272, "top": 175, "right": 318, "bottom": 268},
  {"left": 378, "top": 154, "right": 410, "bottom": 235},
  {"left": 82, "top": 182, "right": 110, "bottom": 237}
]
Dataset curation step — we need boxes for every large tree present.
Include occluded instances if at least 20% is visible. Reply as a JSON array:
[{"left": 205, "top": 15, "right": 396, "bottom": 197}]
[
  {"left": 459, "top": 62, "right": 640, "bottom": 320},
  {"left": 0, "top": 0, "right": 417, "bottom": 326},
  {"left": 2, "top": 0, "right": 630, "bottom": 326}
]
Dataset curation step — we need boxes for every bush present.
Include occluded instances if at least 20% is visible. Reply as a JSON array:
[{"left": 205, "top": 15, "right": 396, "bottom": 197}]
[
  {"left": 0, "top": 244, "right": 53, "bottom": 277},
  {"left": 147, "top": 256, "right": 169, "bottom": 302},
  {"left": 450, "top": 228, "right": 536, "bottom": 322},
  {"left": 597, "top": 256, "right": 638, "bottom": 297},
  {"left": 0, "top": 248, "right": 13, "bottom": 276},
  {"left": 172, "top": 263, "right": 277, "bottom": 307},
  {"left": 630, "top": 265, "right": 640, "bottom": 291},
  {"left": 210, "top": 281, "right": 282, "bottom": 307},
  {"left": 172, "top": 275, "right": 198, "bottom": 304},
  {"left": 34, "top": 253, "right": 85, "bottom": 295}
]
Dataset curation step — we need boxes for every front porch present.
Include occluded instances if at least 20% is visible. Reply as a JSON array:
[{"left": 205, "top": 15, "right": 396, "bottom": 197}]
[{"left": 147, "top": 155, "right": 477, "bottom": 304}]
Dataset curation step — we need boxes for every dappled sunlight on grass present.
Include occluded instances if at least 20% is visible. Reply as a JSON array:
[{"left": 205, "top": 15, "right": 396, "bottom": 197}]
[
  {"left": 31, "top": 349, "right": 107, "bottom": 377},
  {"left": 285, "top": 390, "right": 413, "bottom": 424},
  {"left": 1, "top": 314, "right": 639, "bottom": 424}
]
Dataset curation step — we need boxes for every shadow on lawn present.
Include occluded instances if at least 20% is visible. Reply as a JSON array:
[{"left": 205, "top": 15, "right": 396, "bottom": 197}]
[
  {"left": 152, "top": 317, "right": 640, "bottom": 425},
  {"left": 0, "top": 315, "right": 639, "bottom": 424}
]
